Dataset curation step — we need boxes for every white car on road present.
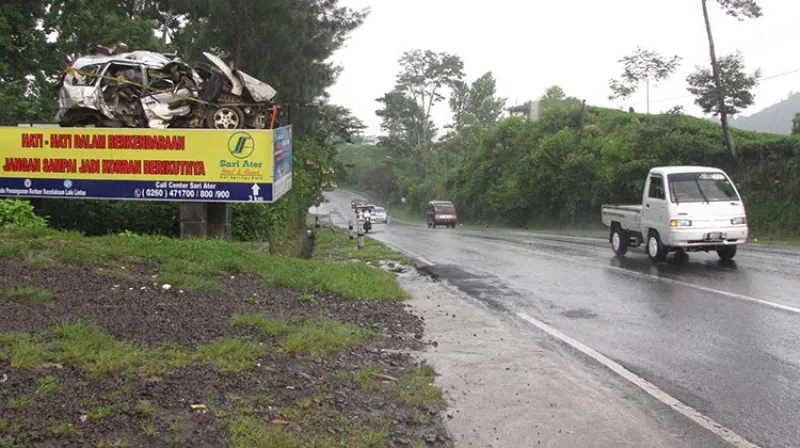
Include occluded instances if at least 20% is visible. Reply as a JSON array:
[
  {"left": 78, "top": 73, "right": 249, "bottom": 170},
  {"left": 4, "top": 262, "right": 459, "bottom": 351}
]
[{"left": 372, "top": 206, "right": 388, "bottom": 224}]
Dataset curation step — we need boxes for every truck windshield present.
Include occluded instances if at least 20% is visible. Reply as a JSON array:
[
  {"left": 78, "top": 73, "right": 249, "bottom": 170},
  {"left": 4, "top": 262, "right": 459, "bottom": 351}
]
[{"left": 667, "top": 172, "right": 740, "bottom": 203}]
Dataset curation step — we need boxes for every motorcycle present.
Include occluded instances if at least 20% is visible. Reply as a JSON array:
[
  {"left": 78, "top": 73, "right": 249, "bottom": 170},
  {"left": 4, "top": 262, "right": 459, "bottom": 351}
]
[{"left": 363, "top": 210, "right": 372, "bottom": 233}]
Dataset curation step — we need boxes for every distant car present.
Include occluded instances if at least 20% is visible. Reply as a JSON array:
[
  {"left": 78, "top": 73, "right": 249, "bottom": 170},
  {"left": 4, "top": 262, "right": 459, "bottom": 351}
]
[
  {"left": 427, "top": 200, "right": 457, "bottom": 228},
  {"left": 351, "top": 199, "right": 367, "bottom": 209},
  {"left": 372, "top": 206, "right": 388, "bottom": 224},
  {"left": 354, "top": 204, "right": 375, "bottom": 216}
]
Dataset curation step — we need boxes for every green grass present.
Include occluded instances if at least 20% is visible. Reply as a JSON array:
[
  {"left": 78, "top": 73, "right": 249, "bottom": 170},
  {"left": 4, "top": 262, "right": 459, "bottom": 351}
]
[
  {"left": 354, "top": 366, "right": 386, "bottom": 392},
  {"left": 396, "top": 365, "right": 445, "bottom": 408},
  {"left": 231, "top": 314, "right": 378, "bottom": 358},
  {"left": 164, "top": 420, "right": 187, "bottom": 444},
  {"left": 284, "top": 317, "right": 377, "bottom": 358},
  {"left": 0, "top": 227, "right": 406, "bottom": 300},
  {"left": 8, "top": 395, "right": 32, "bottom": 410},
  {"left": 140, "top": 423, "right": 157, "bottom": 437},
  {"left": 46, "top": 423, "right": 79, "bottom": 438},
  {"left": 312, "top": 227, "right": 412, "bottom": 267},
  {"left": 133, "top": 400, "right": 157, "bottom": 417},
  {"left": 228, "top": 415, "right": 305, "bottom": 448},
  {"left": 5, "top": 286, "right": 56, "bottom": 304},
  {"left": 23, "top": 250, "right": 56, "bottom": 267},
  {"left": 353, "top": 365, "right": 445, "bottom": 409},
  {"left": 35, "top": 376, "right": 61, "bottom": 395},
  {"left": 0, "top": 324, "right": 268, "bottom": 379},
  {"left": 194, "top": 338, "right": 265, "bottom": 372},
  {"left": 87, "top": 402, "right": 130, "bottom": 421},
  {"left": 225, "top": 405, "right": 389, "bottom": 448}
]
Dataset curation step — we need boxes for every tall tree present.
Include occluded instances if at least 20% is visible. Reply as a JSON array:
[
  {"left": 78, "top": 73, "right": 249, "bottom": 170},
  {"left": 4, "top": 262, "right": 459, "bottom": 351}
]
[
  {"left": 687, "top": 52, "right": 760, "bottom": 151},
  {"left": 792, "top": 112, "right": 800, "bottom": 135},
  {"left": 0, "top": 0, "right": 57, "bottom": 125},
  {"left": 43, "top": 0, "right": 165, "bottom": 61},
  {"left": 699, "top": 0, "right": 762, "bottom": 156},
  {"left": 378, "top": 49, "right": 464, "bottom": 194},
  {"left": 608, "top": 47, "right": 682, "bottom": 113},
  {"left": 449, "top": 72, "right": 506, "bottom": 128}
]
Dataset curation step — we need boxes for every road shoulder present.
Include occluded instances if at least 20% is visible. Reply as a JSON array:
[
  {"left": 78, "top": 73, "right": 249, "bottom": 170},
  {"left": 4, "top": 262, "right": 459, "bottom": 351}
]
[{"left": 399, "top": 269, "right": 729, "bottom": 448}]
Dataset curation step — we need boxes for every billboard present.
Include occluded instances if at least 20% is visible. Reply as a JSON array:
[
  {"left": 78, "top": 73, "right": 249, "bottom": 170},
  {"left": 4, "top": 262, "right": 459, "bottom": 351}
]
[
  {"left": 272, "top": 126, "right": 292, "bottom": 201},
  {"left": 0, "top": 126, "right": 293, "bottom": 203}
]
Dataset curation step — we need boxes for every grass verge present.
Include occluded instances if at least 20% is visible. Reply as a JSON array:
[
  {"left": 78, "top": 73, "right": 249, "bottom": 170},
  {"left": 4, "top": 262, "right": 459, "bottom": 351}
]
[
  {"left": 353, "top": 365, "right": 445, "bottom": 409},
  {"left": 0, "top": 324, "right": 265, "bottom": 379},
  {"left": 312, "top": 226, "right": 412, "bottom": 266},
  {"left": 0, "top": 227, "right": 405, "bottom": 300},
  {"left": 231, "top": 314, "right": 378, "bottom": 358},
  {"left": 5, "top": 286, "right": 56, "bottom": 304}
]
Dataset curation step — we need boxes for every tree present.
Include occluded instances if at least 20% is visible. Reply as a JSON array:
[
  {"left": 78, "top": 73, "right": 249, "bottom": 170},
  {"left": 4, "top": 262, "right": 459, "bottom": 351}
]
[
  {"left": 608, "top": 47, "right": 682, "bottom": 114},
  {"left": 172, "top": 0, "right": 369, "bottom": 104},
  {"left": 698, "top": 0, "right": 762, "bottom": 157},
  {"left": 375, "top": 87, "right": 426, "bottom": 158},
  {"left": 687, "top": 51, "right": 760, "bottom": 140},
  {"left": 377, "top": 49, "right": 464, "bottom": 195},
  {"left": 367, "top": 165, "right": 398, "bottom": 204},
  {"left": 792, "top": 112, "right": 800, "bottom": 135},
  {"left": 449, "top": 72, "right": 506, "bottom": 128},
  {"left": 539, "top": 85, "right": 582, "bottom": 111},
  {"left": 0, "top": 1, "right": 58, "bottom": 125},
  {"left": 43, "top": 0, "right": 166, "bottom": 61}
]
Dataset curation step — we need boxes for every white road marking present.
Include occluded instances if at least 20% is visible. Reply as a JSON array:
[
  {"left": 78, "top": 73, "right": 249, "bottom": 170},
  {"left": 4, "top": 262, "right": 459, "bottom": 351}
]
[
  {"left": 516, "top": 312, "right": 761, "bottom": 448},
  {"left": 603, "top": 265, "right": 800, "bottom": 316},
  {"left": 505, "top": 238, "right": 800, "bottom": 316}
]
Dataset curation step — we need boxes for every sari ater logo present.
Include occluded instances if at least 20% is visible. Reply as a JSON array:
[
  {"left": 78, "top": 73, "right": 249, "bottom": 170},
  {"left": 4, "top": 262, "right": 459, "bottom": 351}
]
[
  {"left": 220, "top": 131, "right": 263, "bottom": 180},
  {"left": 227, "top": 132, "right": 255, "bottom": 159}
]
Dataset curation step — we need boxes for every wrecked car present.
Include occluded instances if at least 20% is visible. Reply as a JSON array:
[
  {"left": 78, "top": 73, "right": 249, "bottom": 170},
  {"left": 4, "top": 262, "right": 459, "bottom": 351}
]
[{"left": 55, "top": 44, "right": 279, "bottom": 130}]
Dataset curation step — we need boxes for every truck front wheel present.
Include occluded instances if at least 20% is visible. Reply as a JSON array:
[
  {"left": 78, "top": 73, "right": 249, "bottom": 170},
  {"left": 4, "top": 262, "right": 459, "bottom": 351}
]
[
  {"left": 716, "top": 245, "right": 737, "bottom": 261},
  {"left": 611, "top": 227, "right": 628, "bottom": 257},
  {"left": 647, "top": 231, "right": 668, "bottom": 262}
]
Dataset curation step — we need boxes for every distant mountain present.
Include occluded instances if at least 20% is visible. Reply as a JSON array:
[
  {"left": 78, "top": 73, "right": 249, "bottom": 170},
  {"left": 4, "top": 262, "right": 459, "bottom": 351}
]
[{"left": 730, "top": 92, "right": 800, "bottom": 135}]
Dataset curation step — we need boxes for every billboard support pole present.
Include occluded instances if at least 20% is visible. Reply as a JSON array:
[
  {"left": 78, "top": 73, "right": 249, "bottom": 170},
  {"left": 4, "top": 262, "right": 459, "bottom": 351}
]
[
  {"left": 179, "top": 202, "right": 208, "bottom": 238},
  {"left": 207, "top": 202, "right": 232, "bottom": 239}
]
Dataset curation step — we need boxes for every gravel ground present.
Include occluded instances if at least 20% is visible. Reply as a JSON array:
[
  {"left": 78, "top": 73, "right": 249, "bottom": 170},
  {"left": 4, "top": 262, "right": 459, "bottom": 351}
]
[{"left": 0, "top": 257, "right": 451, "bottom": 447}]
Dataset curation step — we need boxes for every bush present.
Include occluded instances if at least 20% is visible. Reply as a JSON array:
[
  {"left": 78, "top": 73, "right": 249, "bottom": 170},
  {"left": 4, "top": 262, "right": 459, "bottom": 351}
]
[
  {"left": 36, "top": 200, "right": 179, "bottom": 236},
  {"left": 0, "top": 199, "right": 48, "bottom": 230}
]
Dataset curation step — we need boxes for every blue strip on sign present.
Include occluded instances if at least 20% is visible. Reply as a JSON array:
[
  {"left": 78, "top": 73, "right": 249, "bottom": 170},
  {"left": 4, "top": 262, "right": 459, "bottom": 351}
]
[{"left": 0, "top": 178, "right": 274, "bottom": 203}]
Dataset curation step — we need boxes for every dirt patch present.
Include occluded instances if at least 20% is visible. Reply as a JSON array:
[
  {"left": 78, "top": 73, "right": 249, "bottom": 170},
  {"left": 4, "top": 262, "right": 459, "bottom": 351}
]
[{"left": 0, "top": 257, "right": 449, "bottom": 447}]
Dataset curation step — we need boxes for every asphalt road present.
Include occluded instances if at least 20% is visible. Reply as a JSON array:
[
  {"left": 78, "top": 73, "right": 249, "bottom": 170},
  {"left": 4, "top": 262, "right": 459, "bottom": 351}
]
[{"left": 321, "top": 189, "right": 800, "bottom": 448}]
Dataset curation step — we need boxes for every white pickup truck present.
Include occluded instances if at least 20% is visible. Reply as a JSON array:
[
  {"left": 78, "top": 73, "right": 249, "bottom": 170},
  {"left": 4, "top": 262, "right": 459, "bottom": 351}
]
[{"left": 601, "top": 166, "right": 749, "bottom": 262}]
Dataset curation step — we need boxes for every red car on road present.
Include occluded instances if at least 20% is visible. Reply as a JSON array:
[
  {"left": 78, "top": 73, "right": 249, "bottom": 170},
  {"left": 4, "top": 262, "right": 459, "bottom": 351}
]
[{"left": 427, "top": 200, "right": 458, "bottom": 228}]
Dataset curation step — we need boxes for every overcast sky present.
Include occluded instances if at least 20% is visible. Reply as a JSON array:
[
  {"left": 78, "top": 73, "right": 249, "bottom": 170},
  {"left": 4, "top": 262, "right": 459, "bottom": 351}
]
[{"left": 326, "top": 0, "right": 800, "bottom": 136}]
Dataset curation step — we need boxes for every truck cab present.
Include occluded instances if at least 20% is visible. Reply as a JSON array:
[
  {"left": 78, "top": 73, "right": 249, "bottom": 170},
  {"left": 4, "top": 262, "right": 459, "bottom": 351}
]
[{"left": 602, "top": 166, "right": 748, "bottom": 262}]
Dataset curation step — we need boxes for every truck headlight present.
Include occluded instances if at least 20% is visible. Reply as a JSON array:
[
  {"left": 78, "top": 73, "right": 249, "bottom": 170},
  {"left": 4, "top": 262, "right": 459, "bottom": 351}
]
[
  {"left": 731, "top": 217, "right": 747, "bottom": 225},
  {"left": 669, "top": 219, "right": 692, "bottom": 227}
]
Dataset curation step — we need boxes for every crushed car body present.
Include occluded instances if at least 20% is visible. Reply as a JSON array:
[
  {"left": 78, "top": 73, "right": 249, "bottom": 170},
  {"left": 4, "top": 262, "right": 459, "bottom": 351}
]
[{"left": 55, "top": 43, "right": 279, "bottom": 130}]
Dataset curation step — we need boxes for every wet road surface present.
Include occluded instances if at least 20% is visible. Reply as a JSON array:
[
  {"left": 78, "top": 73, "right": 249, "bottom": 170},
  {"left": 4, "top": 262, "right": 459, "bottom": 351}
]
[{"left": 321, "top": 190, "right": 800, "bottom": 448}]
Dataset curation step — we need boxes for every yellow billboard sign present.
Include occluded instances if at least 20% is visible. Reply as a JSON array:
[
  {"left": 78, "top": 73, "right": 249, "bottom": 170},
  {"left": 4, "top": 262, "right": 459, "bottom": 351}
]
[{"left": 0, "top": 127, "right": 288, "bottom": 203}]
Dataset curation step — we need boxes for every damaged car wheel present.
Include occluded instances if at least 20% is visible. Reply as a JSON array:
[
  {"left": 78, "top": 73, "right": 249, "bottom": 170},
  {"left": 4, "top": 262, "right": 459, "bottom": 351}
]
[{"left": 206, "top": 105, "right": 245, "bottom": 129}]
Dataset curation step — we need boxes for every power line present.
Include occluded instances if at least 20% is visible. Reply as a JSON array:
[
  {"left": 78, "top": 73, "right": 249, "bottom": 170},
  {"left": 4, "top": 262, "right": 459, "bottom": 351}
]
[{"left": 625, "top": 67, "right": 800, "bottom": 107}]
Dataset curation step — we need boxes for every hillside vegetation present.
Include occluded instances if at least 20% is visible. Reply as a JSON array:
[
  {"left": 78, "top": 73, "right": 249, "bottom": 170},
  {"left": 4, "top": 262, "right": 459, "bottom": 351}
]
[{"left": 338, "top": 105, "right": 800, "bottom": 237}]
